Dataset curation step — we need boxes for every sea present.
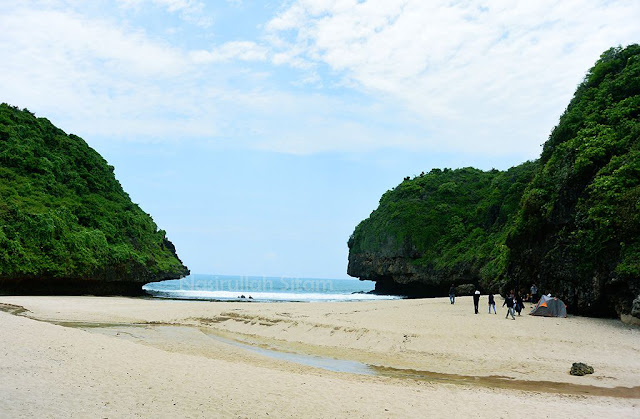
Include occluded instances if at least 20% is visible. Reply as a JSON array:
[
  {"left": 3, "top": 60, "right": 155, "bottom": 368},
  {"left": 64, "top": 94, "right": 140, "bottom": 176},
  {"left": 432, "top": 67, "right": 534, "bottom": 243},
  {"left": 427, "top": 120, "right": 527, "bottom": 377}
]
[{"left": 142, "top": 274, "right": 403, "bottom": 302}]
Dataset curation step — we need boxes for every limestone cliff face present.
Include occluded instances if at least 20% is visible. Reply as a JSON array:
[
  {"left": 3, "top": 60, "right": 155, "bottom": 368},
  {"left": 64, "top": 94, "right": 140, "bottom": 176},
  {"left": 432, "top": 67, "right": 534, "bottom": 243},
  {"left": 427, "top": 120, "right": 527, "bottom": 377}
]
[
  {"left": 0, "top": 104, "right": 188, "bottom": 295},
  {"left": 348, "top": 254, "right": 428, "bottom": 295},
  {"left": 347, "top": 252, "right": 486, "bottom": 296}
]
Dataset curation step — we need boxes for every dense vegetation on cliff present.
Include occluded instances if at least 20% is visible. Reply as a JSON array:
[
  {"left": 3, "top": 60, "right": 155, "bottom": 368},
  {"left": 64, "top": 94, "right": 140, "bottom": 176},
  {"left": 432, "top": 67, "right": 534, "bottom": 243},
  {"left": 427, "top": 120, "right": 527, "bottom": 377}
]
[
  {"left": 348, "top": 44, "right": 640, "bottom": 318},
  {"left": 0, "top": 104, "right": 188, "bottom": 293},
  {"left": 506, "top": 45, "right": 640, "bottom": 316},
  {"left": 347, "top": 163, "right": 537, "bottom": 294}
]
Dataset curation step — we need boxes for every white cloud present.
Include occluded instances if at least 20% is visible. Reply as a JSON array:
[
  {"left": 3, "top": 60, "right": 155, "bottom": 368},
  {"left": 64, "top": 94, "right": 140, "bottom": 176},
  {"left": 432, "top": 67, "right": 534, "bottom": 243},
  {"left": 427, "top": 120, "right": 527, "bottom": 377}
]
[
  {"left": 0, "top": 7, "right": 212, "bottom": 137},
  {"left": 190, "top": 41, "right": 268, "bottom": 63},
  {"left": 1, "top": 1, "right": 638, "bottom": 158},
  {"left": 265, "top": 0, "right": 640, "bottom": 155},
  {"left": 117, "top": 0, "right": 212, "bottom": 27},
  {"left": 0, "top": 3, "right": 420, "bottom": 155},
  {"left": 1, "top": 8, "right": 186, "bottom": 76}
]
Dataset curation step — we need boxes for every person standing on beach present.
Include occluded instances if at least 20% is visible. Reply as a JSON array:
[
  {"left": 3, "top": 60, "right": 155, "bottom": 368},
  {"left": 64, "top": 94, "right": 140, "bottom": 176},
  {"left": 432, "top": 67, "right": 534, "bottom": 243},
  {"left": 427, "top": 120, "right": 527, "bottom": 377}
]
[
  {"left": 503, "top": 291, "right": 516, "bottom": 320},
  {"left": 530, "top": 283, "right": 538, "bottom": 306},
  {"left": 488, "top": 293, "right": 496, "bottom": 314},
  {"left": 515, "top": 293, "right": 524, "bottom": 316},
  {"left": 449, "top": 284, "right": 456, "bottom": 304},
  {"left": 473, "top": 290, "right": 480, "bottom": 314}
]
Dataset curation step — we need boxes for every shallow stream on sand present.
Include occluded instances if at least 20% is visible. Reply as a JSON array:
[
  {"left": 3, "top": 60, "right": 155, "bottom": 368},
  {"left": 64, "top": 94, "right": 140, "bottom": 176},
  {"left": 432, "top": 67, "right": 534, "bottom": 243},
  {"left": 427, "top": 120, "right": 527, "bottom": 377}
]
[
  {"left": 44, "top": 321, "right": 640, "bottom": 399},
  {"left": 201, "top": 329, "right": 640, "bottom": 398}
]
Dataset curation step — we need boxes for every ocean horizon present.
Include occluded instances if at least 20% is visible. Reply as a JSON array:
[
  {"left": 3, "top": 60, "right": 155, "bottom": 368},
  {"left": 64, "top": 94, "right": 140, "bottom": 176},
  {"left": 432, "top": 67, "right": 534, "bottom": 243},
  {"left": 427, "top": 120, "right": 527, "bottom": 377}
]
[{"left": 143, "top": 274, "right": 403, "bottom": 302}]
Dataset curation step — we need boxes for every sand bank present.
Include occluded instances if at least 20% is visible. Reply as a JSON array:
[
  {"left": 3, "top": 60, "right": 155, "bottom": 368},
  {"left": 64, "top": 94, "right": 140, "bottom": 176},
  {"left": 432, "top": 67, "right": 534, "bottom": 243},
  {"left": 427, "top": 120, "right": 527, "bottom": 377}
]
[{"left": 0, "top": 295, "right": 638, "bottom": 418}]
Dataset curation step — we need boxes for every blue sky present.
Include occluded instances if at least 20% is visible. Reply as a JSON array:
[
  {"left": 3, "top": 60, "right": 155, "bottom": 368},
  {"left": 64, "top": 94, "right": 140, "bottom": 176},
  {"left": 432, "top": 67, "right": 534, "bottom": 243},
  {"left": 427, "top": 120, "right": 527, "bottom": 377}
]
[{"left": 1, "top": 1, "right": 639, "bottom": 278}]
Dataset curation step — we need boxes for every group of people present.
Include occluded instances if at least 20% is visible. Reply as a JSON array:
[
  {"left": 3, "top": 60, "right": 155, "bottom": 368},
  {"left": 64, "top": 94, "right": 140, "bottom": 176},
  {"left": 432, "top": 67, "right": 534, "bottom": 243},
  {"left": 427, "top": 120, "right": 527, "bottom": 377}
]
[
  {"left": 450, "top": 283, "right": 539, "bottom": 319},
  {"left": 501, "top": 290, "right": 526, "bottom": 319}
]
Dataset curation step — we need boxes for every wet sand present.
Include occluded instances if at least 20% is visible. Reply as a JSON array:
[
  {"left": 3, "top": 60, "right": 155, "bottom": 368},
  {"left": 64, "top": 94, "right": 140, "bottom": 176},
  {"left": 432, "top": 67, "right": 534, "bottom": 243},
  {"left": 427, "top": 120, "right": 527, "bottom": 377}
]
[{"left": 1, "top": 296, "right": 639, "bottom": 418}]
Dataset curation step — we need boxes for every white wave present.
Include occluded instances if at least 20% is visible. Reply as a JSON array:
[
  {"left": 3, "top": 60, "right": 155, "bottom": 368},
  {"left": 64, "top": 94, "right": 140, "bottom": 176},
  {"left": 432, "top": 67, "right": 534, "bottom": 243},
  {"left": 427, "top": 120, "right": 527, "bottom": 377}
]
[{"left": 142, "top": 288, "right": 401, "bottom": 302}]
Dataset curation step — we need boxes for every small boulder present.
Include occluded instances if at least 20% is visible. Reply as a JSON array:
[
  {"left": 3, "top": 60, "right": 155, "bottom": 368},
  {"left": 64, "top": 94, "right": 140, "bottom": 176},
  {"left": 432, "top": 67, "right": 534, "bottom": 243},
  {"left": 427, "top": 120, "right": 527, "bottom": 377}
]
[
  {"left": 631, "top": 295, "right": 640, "bottom": 319},
  {"left": 570, "top": 362, "right": 594, "bottom": 376},
  {"left": 456, "top": 284, "right": 475, "bottom": 295}
]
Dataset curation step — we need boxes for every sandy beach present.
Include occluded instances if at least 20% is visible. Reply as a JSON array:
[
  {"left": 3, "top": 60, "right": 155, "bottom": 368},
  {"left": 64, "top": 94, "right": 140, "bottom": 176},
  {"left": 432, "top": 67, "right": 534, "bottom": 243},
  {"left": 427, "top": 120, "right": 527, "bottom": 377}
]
[{"left": 1, "top": 295, "right": 639, "bottom": 418}]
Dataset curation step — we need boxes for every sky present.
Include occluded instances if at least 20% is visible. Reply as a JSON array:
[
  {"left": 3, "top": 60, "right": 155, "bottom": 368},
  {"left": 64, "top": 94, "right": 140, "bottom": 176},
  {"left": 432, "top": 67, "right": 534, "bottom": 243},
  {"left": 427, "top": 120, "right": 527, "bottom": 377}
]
[{"left": 1, "top": 1, "right": 639, "bottom": 279}]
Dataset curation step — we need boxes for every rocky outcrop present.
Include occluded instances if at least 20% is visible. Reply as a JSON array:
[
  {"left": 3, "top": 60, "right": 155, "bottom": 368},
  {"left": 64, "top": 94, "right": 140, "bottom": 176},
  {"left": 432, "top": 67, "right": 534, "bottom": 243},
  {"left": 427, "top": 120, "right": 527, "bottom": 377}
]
[
  {"left": 348, "top": 253, "right": 482, "bottom": 297},
  {"left": 0, "top": 256, "right": 189, "bottom": 296},
  {"left": 348, "top": 164, "right": 537, "bottom": 297},
  {"left": 455, "top": 284, "right": 476, "bottom": 296}
]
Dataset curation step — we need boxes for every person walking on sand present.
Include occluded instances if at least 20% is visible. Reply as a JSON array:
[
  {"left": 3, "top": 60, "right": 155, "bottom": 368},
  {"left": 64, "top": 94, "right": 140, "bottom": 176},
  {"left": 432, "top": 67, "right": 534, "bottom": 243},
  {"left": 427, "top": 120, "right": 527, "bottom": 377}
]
[
  {"left": 473, "top": 290, "right": 480, "bottom": 314},
  {"left": 488, "top": 293, "right": 496, "bottom": 314},
  {"left": 503, "top": 291, "right": 516, "bottom": 320},
  {"left": 530, "top": 283, "right": 538, "bottom": 306},
  {"left": 449, "top": 284, "right": 456, "bottom": 304}
]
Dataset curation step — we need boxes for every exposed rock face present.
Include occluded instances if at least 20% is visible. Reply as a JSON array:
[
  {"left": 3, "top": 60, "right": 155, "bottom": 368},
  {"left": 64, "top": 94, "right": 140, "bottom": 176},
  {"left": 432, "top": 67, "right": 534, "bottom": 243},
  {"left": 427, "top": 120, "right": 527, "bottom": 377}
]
[
  {"left": 456, "top": 284, "right": 476, "bottom": 296},
  {"left": 0, "top": 258, "right": 189, "bottom": 296},
  {"left": 633, "top": 296, "right": 640, "bottom": 318},
  {"left": 348, "top": 254, "right": 450, "bottom": 296},
  {"left": 0, "top": 278, "right": 156, "bottom": 296}
]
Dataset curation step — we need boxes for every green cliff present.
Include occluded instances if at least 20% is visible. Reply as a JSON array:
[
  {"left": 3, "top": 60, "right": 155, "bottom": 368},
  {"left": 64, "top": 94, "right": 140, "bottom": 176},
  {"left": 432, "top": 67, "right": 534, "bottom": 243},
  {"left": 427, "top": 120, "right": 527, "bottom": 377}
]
[
  {"left": 348, "top": 164, "right": 537, "bottom": 296},
  {"left": 506, "top": 45, "right": 640, "bottom": 318},
  {"left": 0, "top": 104, "right": 189, "bottom": 295},
  {"left": 348, "top": 45, "right": 640, "bottom": 319}
]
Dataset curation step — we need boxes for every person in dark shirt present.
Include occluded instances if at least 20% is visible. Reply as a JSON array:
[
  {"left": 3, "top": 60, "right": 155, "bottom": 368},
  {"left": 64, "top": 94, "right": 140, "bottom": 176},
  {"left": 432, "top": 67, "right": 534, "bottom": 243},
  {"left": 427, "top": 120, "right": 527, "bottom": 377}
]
[
  {"left": 449, "top": 284, "right": 456, "bottom": 304},
  {"left": 515, "top": 293, "right": 524, "bottom": 316},
  {"left": 473, "top": 290, "right": 480, "bottom": 314},
  {"left": 488, "top": 293, "right": 496, "bottom": 314},
  {"left": 503, "top": 290, "right": 516, "bottom": 320}
]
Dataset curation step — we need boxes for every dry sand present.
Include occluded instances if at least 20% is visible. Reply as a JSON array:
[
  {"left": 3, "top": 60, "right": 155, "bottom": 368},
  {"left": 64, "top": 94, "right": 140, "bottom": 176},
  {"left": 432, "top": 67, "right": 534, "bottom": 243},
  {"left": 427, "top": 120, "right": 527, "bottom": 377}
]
[{"left": 0, "top": 295, "right": 638, "bottom": 418}]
